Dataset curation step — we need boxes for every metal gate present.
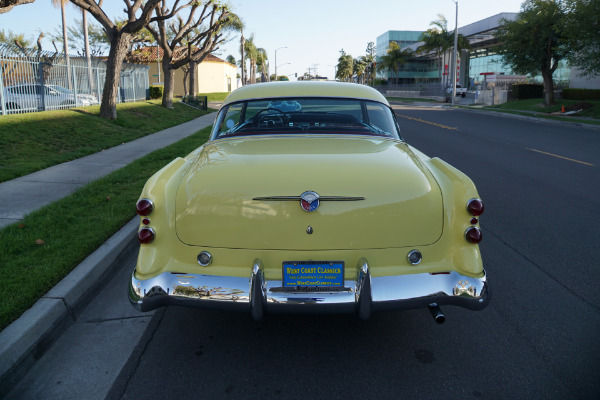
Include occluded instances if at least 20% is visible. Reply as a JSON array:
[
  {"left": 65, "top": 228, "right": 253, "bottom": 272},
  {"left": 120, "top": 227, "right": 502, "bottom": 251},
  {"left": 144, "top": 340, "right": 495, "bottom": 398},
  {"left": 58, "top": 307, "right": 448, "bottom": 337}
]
[{"left": 0, "top": 43, "right": 150, "bottom": 116}]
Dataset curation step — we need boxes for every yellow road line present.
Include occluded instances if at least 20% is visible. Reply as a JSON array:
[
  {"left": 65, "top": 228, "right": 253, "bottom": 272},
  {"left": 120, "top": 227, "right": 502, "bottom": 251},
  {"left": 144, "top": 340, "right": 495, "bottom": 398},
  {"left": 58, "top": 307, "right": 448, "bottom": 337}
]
[
  {"left": 527, "top": 148, "right": 594, "bottom": 166},
  {"left": 396, "top": 113, "right": 458, "bottom": 131}
]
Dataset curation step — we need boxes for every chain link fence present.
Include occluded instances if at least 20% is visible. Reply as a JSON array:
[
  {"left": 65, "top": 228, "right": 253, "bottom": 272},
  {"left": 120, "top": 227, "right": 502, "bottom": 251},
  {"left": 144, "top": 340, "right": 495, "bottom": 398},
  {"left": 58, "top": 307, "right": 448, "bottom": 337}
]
[{"left": 0, "top": 43, "right": 149, "bottom": 116}]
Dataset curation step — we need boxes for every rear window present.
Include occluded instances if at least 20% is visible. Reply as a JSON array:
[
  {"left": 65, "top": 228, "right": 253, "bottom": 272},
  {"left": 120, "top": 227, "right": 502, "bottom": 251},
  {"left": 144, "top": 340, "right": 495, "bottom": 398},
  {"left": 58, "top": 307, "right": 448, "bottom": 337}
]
[{"left": 212, "top": 97, "right": 401, "bottom": 140}]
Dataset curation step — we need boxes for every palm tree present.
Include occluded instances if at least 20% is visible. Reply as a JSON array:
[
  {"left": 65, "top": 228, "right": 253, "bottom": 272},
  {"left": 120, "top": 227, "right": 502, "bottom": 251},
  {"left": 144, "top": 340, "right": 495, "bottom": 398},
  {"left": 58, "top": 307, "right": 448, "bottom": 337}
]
[
  {"left": 221, "top": 13, "right": 244, "bottom": 84},
  {"left": 335, "top": 54, "right": 353, "bottom": 82},
  {"left": 256, "top": 47, "right": 269, "bottom": 82},
  {"left": 353, "top": 57, "right": 367, "bottom": 84},
  {"left": 244, "top": 35, "right": 258, "bottom": 84},
  {"left": 418, "top": 14, "right": 470, "bottom": 88},
  {"left": 363, "top": 42, "right": 376, "bottom": 86},
  {"left": 52, "top": 0, "right": 71, "bottom": 88},
  {"left": 377, "top": 41, "right": 413, "bottom": 85}
]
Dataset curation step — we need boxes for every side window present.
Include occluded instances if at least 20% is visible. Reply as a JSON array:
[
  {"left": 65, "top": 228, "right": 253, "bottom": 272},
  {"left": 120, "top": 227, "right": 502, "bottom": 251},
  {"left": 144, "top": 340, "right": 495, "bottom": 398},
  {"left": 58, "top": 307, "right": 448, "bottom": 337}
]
[
  {"left": 366, "top": 103, "right": 399, "bottom": 137},
  {"left": 215, "top": 103, "right": 244, "bottom": 136}
]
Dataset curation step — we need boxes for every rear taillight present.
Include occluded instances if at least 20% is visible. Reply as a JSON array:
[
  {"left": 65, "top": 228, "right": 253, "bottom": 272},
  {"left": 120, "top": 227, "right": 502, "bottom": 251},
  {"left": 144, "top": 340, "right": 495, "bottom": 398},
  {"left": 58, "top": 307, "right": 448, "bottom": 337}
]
[
  {"left": 138, "top": 228, "right": 155, "bottom": 244},
  {"left": 136, "top": 199, "right": 153, "bottom": 216},
  {"left": 465, "top": 227, "right": 482, "bottom": 244},
  {"left": 467, "top": 199, "right": 484, "bottom": 216}
]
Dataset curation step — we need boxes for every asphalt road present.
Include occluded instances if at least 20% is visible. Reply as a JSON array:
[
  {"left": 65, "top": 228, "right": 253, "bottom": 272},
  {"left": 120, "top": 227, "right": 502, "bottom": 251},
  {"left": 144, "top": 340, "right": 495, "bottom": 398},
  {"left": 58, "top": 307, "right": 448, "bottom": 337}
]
[{"left": 7, "top": 105, "right": 600, "bottom": 400}]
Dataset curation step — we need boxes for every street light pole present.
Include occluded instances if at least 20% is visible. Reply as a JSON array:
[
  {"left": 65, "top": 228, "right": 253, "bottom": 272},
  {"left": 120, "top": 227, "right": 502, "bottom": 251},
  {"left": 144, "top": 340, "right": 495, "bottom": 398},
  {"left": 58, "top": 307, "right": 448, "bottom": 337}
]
[
  {"left": 451, "top": 0, "right": 459, "bottom": 106},
  {"left": 275, "top": 46, "right": 287, "bottom": 81}
]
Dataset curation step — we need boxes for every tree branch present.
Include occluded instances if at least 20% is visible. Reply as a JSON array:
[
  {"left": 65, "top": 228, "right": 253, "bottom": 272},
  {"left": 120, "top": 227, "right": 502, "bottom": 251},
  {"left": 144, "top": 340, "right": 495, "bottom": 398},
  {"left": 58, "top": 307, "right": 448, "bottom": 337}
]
[{"left": 0, "top": 0, "right": 35, "bottom": 15}]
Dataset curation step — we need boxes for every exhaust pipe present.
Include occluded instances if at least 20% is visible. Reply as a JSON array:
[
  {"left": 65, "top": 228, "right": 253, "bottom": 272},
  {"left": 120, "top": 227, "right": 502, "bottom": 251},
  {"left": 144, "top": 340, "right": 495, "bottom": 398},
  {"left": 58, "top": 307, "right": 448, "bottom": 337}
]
[{"left": 428, "top": 303, "right": 445, "bottom": 324}]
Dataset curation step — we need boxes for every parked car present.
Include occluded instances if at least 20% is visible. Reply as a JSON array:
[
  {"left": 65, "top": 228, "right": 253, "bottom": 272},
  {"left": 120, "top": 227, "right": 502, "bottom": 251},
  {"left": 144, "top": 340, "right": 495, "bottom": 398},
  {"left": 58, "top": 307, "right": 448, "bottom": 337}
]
[
  {"left": 446, "top": 83, "right": 467, "bottom": 97},
  {"left": 2, "top": 83, "right": 97, "bottom": 112},
  {"left": 129, "top": 81, "right": 489, "bottom": 323}
]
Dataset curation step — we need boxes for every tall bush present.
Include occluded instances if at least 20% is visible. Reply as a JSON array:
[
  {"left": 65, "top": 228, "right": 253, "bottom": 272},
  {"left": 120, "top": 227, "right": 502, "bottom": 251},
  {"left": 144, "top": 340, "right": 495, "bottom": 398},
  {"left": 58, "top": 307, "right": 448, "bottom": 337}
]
[
  {"left": 511, "top": 84, "right": 544, "bottom": 100},
  {"left": 562, "top": 88, "right": 600, "bottom": 101},
  {"left": 149, "top": 85, "right": 164, "bottom": 100}
]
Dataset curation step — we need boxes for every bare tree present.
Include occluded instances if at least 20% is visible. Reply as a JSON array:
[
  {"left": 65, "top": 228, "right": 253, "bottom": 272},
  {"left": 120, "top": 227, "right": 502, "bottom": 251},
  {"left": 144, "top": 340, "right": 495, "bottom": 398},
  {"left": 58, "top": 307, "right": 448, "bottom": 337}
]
[
  {"left": 146, "top": 0, "right": 230, "bottom": 108},
  {"left": 69, "top": 0, "right": 184, "bottom": 119}
]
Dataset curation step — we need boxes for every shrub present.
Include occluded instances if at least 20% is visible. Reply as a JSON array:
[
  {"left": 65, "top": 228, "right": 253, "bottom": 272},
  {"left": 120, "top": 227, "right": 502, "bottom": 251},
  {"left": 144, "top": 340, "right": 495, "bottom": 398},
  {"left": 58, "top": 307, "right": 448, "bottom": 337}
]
[
  {"left": 149, "top": 85, "right": 164, "bottom": 99},
  {"left": 566, "top": 101, "right": 593, "bottom": 112},
  {"left": 562, "top": 88, "right": 600, "bottom": 101},
  {"left": 511, "top": 84, "right": 544, "bottom": 100}
]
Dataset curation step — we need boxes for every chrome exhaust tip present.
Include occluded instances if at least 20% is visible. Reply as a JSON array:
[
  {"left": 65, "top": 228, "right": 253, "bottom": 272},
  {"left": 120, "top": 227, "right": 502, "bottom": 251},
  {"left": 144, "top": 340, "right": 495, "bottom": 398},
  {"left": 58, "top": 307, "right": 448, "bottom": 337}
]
[{"left": 428, "top": 303, "right": 446, "bottom": 325}]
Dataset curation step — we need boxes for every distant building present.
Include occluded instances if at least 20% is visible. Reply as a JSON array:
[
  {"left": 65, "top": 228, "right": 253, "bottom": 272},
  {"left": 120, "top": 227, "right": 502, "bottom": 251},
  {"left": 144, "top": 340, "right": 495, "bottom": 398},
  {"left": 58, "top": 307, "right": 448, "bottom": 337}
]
[
  {"left": 377, "top": 12, "right": 599, "bottom": 89},
  {"left": 137, "top": 47, "right": 239, "bottom": 94}
]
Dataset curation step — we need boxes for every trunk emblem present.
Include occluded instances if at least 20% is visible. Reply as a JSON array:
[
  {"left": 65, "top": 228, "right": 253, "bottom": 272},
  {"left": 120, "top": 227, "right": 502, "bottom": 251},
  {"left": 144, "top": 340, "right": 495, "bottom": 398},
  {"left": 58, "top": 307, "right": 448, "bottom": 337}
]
[{"left": 300, "top": 191, "right": 320, "bottom": 212}]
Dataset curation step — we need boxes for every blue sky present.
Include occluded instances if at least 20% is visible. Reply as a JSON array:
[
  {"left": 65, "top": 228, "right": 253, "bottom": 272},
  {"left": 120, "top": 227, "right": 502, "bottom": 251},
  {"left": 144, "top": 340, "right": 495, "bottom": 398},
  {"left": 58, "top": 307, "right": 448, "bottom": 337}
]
[{"left": 1, "top": 0, "right": 525, "bottom": 80}]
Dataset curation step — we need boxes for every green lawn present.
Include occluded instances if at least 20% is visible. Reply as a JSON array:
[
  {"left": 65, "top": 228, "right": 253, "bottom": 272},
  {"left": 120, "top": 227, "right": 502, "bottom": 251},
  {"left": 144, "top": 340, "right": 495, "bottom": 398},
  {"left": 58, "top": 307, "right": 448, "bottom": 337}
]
[
  {"left": 197, "top": 92, "right": 230, "bottom": 102},
  {"left": 0, "top": 100, "right": 210, "bottom": 183},
  {"left": 386, "top": 97, "right": 440, "bottom": 103},
  {"left": 0, "top": 126, "right": 212, "bottom": 331},
  {"left": 489, "top": 98, "right": 600, "bottom": 120}
]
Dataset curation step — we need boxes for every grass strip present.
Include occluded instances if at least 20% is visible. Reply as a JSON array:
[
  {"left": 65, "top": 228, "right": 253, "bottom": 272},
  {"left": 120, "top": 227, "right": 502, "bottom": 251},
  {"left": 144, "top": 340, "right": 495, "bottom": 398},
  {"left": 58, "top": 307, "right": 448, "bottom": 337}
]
[
  {"left": 488, "top": 98, "right": 600, "bottom": 120},
  {"left": 0, "top": 100, "right": 210, "bottom": 183},
  {"left": 197, "top": 92, "right": 230, "bottom": 102},
  {"left": 0, "top": 126, "right": 212, "bottom": 331},
  {"left": 471, "top": 107, "right": 600, "bottom": 126},
  {"left": 386, "top": 97, "right": 440, "bottom": 103}
]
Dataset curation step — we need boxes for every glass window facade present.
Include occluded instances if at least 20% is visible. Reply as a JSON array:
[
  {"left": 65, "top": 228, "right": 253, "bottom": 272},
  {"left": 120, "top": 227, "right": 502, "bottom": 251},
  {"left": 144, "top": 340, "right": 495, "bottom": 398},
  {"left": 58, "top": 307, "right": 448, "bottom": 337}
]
[
  {"left": 376, "top": 31, "right": 424, "bottom": 59},
  {"left": 376, "top": 31, "right": 442, "bottom": 83},
  {"left": 376, "top": 26, "right": 581, "bottom": 88}
]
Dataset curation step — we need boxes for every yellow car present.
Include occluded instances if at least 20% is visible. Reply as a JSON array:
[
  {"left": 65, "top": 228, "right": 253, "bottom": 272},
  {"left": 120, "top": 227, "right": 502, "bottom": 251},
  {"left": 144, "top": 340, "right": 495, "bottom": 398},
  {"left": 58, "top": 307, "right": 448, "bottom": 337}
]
[{"left": 129, "top": 81, "right": 489, "bottom": 323}]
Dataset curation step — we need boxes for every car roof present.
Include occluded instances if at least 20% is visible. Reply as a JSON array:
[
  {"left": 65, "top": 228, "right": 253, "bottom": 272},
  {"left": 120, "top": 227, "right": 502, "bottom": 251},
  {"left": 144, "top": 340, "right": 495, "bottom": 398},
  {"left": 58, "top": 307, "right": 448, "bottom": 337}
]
[{"left": 222, "top": 81, "right": 389, "bottom": 106}]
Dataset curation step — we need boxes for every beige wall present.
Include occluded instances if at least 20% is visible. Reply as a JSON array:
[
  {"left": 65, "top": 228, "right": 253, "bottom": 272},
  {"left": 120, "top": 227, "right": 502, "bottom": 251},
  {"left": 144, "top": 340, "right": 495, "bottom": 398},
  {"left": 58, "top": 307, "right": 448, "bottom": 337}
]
[{"left": 147, "top": 60, "right": 239, "bottom": 95}]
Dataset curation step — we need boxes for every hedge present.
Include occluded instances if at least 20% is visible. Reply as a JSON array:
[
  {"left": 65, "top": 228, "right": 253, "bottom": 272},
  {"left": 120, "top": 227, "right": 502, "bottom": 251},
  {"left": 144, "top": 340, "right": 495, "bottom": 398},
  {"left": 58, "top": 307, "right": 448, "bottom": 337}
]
[
  {"left": 149, "top": 85, "right": 164, "bottom": 99},
  {"left": 511, "top": 84, "right": 544, "bottom": 100},
  {"left": 562, "top": 88, "right": 600, "bottom": 101}
]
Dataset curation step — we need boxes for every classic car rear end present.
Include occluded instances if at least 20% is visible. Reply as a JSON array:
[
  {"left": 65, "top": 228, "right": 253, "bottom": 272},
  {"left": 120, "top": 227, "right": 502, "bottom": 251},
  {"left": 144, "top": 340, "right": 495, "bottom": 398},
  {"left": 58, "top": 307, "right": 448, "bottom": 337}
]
[{"left": 129, "top": 82, "right": 489, "bottom": 322}]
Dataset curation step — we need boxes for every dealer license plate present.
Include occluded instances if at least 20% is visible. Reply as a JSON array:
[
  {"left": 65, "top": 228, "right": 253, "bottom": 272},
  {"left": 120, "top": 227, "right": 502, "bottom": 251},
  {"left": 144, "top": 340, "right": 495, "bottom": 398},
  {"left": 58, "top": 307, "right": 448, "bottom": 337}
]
[{"left": 282, "top": 261, "right": 344, "bottom": 289}]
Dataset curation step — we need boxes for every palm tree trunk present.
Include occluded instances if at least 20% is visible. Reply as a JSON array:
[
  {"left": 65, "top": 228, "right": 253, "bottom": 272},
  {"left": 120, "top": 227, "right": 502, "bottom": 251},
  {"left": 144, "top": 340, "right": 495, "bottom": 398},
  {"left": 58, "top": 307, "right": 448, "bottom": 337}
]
[
  {"left": 82, "top": 9, "right": 94, "bottom": 95},
  {"left": 60, "top": 2, "right": 72, "bottom": 89},
  {"left": 240, "top": 30, "right": 245, "bottom": 85}
]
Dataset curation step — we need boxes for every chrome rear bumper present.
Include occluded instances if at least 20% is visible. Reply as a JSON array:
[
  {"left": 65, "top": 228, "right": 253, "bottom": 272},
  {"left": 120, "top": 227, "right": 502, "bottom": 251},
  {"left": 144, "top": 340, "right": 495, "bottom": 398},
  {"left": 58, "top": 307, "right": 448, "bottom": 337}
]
[{"left": 129, "top": 260, "right": 489, "bottom": 319}]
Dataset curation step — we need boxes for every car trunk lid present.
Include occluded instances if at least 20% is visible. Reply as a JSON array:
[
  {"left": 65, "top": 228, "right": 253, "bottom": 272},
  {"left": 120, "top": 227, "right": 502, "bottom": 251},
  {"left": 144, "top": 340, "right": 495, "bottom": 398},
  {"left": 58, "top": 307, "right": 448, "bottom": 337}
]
[{"left": 175, "top": 136, "right": 443, "bottom": 250}]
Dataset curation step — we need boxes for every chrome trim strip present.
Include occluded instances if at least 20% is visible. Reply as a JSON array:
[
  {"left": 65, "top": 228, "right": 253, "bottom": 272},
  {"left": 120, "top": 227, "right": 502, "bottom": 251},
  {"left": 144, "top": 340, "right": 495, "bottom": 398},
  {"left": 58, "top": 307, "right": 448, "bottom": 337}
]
[
  {"left": 221, "top": 96, "right": 392, "bottom": 109},
  {"left": 129, "top": 268, "right": 489, "bottom": 314},
  {"left": 253, "top": 196, "right": 365, "bottom": 201}
]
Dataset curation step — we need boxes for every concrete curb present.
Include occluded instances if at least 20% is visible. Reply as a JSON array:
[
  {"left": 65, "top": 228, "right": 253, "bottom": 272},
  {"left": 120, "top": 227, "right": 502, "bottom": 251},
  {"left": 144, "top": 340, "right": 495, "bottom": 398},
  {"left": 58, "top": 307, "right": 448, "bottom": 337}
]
[{"left": 0, "top": 217, "right": 139, "bottom": 394}]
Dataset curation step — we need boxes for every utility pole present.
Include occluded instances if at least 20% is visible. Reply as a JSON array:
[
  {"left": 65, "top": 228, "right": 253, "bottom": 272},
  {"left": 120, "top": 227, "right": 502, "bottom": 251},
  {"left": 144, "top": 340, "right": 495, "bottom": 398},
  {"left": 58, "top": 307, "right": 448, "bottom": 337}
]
[
  {"left": 451, "top": 0, "right": 459, "bottom": 106},
  {"left": 274, "top": 46, "right": 287, "bottom": 81}
]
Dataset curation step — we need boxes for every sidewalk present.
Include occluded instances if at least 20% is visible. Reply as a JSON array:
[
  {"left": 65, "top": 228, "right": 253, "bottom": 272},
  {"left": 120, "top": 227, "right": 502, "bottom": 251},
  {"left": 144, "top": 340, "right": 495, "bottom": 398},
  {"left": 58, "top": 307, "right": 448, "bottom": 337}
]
[
  {"left": 0, "top": 112, "right": 216, "bottom": 229},
  {"left": 0, "top": 110, "right": 217, "bottom": 393}
]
